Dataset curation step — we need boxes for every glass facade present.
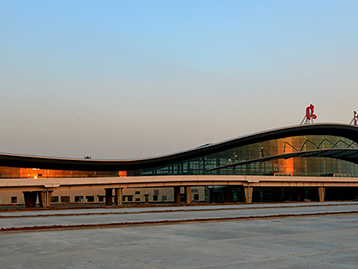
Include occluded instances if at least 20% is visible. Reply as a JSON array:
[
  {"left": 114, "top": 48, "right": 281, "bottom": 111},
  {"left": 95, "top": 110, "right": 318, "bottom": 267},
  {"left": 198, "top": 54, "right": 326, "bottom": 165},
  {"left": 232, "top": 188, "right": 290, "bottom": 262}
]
[
  {"left": 131, "top": 135, "right": 358, "bottom": 177},
  {"left": 1, "top": 134, "right": 358, "bottom": 179}
]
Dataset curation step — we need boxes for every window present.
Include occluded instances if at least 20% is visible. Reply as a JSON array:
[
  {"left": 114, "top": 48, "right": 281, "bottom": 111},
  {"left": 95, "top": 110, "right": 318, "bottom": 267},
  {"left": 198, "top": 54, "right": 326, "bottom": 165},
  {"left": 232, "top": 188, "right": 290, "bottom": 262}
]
[
  {"left": 75, "top": 196, "right": 83, "bottom": 202},
  {"left": 135, "top": 198, "right": 140, "bottom": 202},
  {"left": 154, "top": 190, "right": 159, "bottom": 195},
  {"left": 135, "top": 191, "right": 140, "bottom": 195},
  {"left": 122, "top": 196, "right": 125, "bottom": 201},
  {"left": 162, "top": 196, "right": 167, "bottom": 201},
  {"left": 194, "top": 194, "right": 199, "bottom": 200},
  {"left": 98, "top": 196, "right": 104, "bottom": 202},
  {"left": 61, "top": 196, "right": 70, "bottom": 203},
  {"left": 128, "top": 196, "right": 133, "bottom": 201},
  {"left": 11, "top": 196, "right": 17, "bottom": 203},
  {"left": 51, "top": 196, "right": 59, "bottom": 203},
  {"left": 86, "top": 196, "right": 94, "bottom": 202},
  {"left": 153, "top": 195, "right": 158, "bottom": 201},
  {"left": 192, "top": 189, "right": 198, "bottom": 193}
]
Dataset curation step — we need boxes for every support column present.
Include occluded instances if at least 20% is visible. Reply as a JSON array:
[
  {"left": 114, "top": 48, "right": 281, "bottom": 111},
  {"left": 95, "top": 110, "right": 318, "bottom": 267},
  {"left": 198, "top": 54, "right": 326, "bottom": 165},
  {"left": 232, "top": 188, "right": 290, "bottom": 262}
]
[
  {"left": 318, "top": 187, "right": 325, "bottom": 202},
  {"left": 23, "top": 191, "right": 37, "bottom": 208},
  {"left": 174, "top": 186, "right": 181, "bottom": 205},
  {"left": 244, "top": 187, "right": 253, "bottom": 204},
  {"left": 38, "top": 192, "right": 47, "bottom": 208},
  {"left": 114, "top": 188, "right": 123, "bottom": 206},
  {"left": 37, "top": 191, "right": 52, "bottom": 208},
  {"left": 47, "top": 191, "right": 53, "bottom": 207},
  {"left": 185, "top": 186, "right": 191, "bottom": 204},
  {"left": 105, "top": 188, "right": 113, "bottom": 206}
]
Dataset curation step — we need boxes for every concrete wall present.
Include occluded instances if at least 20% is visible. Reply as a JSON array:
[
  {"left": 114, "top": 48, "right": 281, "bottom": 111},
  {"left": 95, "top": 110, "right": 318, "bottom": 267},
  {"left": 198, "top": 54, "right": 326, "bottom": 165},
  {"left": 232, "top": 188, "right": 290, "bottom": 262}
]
[{"left": 0, "top": 186, "right": 206, "bottom": 205}]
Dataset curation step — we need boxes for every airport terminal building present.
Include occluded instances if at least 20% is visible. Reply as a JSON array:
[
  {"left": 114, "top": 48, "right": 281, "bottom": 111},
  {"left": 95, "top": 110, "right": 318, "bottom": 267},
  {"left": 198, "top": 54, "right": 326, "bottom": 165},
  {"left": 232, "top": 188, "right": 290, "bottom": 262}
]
[{"left": 1, "top": 123, "right": 358, "bottom": 206}]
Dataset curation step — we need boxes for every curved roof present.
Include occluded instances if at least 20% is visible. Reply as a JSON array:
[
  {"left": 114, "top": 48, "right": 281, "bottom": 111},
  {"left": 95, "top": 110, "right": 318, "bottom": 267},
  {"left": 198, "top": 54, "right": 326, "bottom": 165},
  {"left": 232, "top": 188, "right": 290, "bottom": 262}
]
[{"left": 1, "top": 123, "right": 358, "bottom": 171}]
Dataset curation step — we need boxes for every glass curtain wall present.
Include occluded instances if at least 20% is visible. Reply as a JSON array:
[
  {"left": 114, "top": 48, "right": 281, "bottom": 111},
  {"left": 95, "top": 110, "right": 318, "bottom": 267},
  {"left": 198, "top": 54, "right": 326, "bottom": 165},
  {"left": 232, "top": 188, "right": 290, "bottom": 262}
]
[{"left": 133, "top": 135, "right": 358, "bottom": 177}]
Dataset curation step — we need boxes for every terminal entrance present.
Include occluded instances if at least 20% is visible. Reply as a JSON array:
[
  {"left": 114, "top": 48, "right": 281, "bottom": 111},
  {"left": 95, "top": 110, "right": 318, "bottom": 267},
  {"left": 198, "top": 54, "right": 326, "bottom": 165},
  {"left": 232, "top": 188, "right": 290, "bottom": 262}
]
[
  {"left": 325, "top": 187, "right": 358, "bottom": 201},
  {"left": 252, "top": 187, "right": 320, "bottom": 202},
  {"left": 207, "top": 187, "right": 325, "bottom": 203}
]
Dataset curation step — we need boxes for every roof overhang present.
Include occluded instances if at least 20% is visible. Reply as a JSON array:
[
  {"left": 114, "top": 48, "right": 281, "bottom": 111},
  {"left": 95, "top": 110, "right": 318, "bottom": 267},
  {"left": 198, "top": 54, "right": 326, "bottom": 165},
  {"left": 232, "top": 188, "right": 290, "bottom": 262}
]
[{"left": 1, "top": 123, "right": 358, "bottom": 171}]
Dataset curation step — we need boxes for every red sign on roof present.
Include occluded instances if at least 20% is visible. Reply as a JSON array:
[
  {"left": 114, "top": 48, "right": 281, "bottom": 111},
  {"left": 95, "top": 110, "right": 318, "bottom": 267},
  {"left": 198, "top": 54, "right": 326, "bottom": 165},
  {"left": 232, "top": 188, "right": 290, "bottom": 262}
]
[{"left": 306, "top": 104, "right": 317, "bottom": 121}]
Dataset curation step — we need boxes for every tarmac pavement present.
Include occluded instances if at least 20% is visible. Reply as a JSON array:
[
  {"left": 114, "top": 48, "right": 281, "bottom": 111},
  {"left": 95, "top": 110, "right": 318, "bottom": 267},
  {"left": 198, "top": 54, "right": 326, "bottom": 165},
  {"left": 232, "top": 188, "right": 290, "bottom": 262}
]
[
  {"left": 1, "top": 202, "right": 358, "bottom": 268},
  {"left": 1, "top": 202, "right": 358, "bottom": 229}
]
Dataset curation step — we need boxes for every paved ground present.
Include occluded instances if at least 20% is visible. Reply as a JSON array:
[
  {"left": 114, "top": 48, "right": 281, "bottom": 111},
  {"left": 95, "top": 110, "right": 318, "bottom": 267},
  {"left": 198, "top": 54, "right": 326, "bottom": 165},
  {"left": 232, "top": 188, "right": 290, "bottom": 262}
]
[
  {"left": 1, "top": 202, "right": 358, "bottom": 268},
  {"left": 1, "top": 202, "right": 358, "bottom": 229},
  {"left": 2, "top": 201, "right": 358, "bottom": 216}
]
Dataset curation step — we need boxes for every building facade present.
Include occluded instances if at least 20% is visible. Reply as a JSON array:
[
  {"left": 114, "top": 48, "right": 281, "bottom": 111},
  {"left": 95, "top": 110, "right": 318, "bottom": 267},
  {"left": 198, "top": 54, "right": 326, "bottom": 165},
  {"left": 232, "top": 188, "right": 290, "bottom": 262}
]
[{"left": 1, "top": 123, "right": 358, "bottom": 205}]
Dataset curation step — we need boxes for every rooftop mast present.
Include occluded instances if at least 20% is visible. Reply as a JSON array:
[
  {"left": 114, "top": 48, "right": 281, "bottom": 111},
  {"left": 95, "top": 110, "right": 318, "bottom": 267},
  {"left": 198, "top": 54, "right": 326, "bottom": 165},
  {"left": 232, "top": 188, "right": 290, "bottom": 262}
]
[{"left": 349, "top": 111, "right": 358, "bottom": 126}]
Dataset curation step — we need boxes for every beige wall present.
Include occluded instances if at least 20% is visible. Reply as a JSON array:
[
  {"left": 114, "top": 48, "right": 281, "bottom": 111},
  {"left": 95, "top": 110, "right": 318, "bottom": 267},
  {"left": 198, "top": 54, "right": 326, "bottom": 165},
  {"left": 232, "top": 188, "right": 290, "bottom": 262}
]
[{"left": 0, "top": 186, "right": 206, "bottom": 205}]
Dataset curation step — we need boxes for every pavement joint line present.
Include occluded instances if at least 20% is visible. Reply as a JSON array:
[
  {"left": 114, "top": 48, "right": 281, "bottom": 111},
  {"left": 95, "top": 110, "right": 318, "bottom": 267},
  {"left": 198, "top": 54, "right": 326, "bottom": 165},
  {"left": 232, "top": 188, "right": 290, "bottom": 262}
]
[
  {"left": 1, "top": 201, "right": 358, "bottom": 213},
  {"left": 1, "top": 203, "right": 358, "bottom": 219},
  {"left": 1, "top": 210, "right": 358, "bottom": 234}
]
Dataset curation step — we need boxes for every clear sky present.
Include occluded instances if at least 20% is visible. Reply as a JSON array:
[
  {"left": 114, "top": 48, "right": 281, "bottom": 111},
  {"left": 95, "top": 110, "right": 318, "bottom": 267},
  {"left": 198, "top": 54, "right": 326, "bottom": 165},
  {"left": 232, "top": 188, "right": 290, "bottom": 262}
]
[{"left": 1, "top": 0, "right": 357, "bottom": 159}]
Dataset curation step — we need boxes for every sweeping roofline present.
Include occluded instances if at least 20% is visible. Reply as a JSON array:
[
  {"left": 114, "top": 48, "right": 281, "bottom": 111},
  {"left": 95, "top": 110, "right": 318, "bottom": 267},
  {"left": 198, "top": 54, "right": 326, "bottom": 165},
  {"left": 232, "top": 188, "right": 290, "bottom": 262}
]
[{"left": 0, "top": 123, "right": 358, "bottom": 171}]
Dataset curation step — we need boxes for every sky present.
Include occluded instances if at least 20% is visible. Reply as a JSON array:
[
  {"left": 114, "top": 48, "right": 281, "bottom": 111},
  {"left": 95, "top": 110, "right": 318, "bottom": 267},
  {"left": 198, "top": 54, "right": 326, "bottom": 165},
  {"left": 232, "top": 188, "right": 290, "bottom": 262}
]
[{"left": 0, "top": 0, "right": 357, "bottom": 159}]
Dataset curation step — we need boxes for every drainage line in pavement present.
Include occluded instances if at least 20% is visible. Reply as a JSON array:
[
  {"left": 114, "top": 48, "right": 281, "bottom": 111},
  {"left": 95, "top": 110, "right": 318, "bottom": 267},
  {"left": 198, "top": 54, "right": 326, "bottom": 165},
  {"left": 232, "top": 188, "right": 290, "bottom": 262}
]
[
  {"left": 1, "top": 211, "right": 358, "bottom": 233},
  {"left": 2, "top": 203, "right": 358, "bottom": 219}
]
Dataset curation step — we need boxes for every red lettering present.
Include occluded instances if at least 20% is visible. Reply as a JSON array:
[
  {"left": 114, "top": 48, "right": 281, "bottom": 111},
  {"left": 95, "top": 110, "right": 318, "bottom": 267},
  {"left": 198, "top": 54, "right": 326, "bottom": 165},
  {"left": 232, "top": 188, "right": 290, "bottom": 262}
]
[{"left": 306, "top": 104, "right": 317, "bottom": 120}]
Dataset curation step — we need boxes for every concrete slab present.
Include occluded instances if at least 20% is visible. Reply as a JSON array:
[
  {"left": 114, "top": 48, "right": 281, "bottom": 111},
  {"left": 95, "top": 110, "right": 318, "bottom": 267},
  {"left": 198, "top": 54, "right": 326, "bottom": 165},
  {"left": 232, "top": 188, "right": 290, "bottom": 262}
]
[
  {"left": 1, "top": 203, "right": 358, "bottom": 229},
  {"left": 2, "top": 201, "right": 358, "bottom": 217},
  {"left": 1, "top": 214, "right": 358, "bottom": 268}
]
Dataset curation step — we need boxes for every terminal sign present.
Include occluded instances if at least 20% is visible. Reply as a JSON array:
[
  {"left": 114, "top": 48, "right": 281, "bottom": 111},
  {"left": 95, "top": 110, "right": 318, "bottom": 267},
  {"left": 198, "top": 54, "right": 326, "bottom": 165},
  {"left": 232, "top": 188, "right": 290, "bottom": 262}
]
[{"left": 306, "top": 104, "right": 317, "bottom": 120}]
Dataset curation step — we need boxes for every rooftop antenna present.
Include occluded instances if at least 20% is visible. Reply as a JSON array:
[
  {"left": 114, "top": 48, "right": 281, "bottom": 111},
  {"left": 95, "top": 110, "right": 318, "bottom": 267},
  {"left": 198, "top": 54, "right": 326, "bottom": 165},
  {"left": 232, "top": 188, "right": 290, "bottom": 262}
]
[
  {"left": 349, "top": 111, "right": 358, "bottom": 126},
  {"left": 300, "top": 104, "right": 317, "bottom": 124}
]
